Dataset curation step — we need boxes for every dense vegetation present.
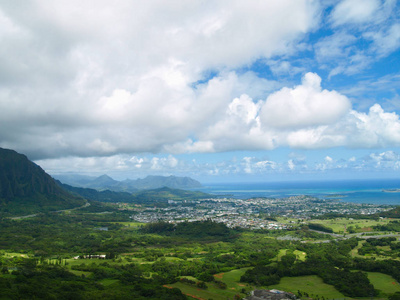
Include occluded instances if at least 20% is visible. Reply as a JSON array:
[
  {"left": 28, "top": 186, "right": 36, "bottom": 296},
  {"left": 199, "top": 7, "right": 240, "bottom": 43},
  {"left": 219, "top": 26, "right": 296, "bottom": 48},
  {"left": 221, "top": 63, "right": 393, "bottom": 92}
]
[
  {"left": 1, "top": 204, "right": 400, "bottom": 299},
  {"left": 3, "top": 148, "right": 400, "bottom": 299},
  {"left": 0, "top": 261, "right": 186, "bottom": 299},
  {"left": 240, "top": 239, "right": 378, "bottom": 297},
  {"left": 141, "top": 220, "right": 235, "bottom": 240}
]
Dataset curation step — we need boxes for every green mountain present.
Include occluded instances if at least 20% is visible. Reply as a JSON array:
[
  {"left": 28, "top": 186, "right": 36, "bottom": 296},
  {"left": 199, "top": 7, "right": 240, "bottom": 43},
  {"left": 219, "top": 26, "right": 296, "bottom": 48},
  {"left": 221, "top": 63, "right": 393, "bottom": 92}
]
[
  {"left": 0, "top": 148, "right": 86, "bottom": 216},
  {"left": 60, "top": 183, "right": 212, "bottom": 205},
  {"left": 59, "top": 182, "right": 135, "bottom": 203}
]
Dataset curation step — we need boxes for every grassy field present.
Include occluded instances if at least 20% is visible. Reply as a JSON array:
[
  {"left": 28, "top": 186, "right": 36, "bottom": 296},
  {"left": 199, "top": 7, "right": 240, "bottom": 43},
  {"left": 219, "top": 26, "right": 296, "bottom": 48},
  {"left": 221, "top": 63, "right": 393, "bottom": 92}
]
[
  {"left": 168, "top": 282, "right": 237, "bottom": 300},
  {"left": 169, "top": 268, "right": 251, "bottom": 300},
  {"left": 293, "top": 250, "right": 307, "bottom": 261},
  {"left": 98, "top": 279, "right": 119, "bottom": 286},
  {"left": 113, "top": 221, "right": 145, "bottom": 229},
  {"left": 275, "top": 249, "right": 306, "bottom": 262},
  {"left": 3, "top": 252, "right": 29, "bottom": 258},
  {"left": 312, "top": 218, "right": 391, "bottom": 233},
  {"left": 367, "top": 272, "right": 400, "bottom": 297},
  {"left": 268, "top": 275, "right": 346, "bottom": 299},
  {"left": 350, "top": 240, "right": 365, "bottom": 257},
  {"left": 276, "top": 249, "right": 287, "bottom": 261}
]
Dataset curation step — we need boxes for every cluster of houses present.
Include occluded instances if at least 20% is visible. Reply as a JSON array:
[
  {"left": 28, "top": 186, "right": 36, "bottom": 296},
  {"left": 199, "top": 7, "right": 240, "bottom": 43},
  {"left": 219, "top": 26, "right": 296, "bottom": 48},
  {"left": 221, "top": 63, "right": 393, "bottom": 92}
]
[
  {"left": 245, "top": 289, "right": 296, "bottom": 300},
  {"left": 129, "top": 194, "right": 390, "bottom": 230},
  {"left": 73, "top": 254, "right": 106, "bottom": 260}
]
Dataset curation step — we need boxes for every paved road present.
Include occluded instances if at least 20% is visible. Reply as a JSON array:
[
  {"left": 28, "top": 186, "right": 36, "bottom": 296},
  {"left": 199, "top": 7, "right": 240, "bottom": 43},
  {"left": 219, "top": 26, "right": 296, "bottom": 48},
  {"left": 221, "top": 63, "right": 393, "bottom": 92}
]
[
  {"left": 308, "top": 229, "right": 400, "bottom": 242},
  {"left": 9, "top": 201, "right": 90, "bottom": 220}
]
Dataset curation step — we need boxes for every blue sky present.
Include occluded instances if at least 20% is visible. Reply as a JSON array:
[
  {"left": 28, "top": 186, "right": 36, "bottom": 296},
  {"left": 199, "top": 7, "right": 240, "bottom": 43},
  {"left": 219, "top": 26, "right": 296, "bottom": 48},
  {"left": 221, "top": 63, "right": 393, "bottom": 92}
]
[{"left": 0, "top": 0, "right": 400, "bottom": 182}]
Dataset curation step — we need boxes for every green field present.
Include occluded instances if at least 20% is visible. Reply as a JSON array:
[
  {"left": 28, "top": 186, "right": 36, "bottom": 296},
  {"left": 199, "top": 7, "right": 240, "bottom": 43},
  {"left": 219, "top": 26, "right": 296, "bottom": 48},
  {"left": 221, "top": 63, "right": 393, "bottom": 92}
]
[
  {"left": 313, "top": 218, "right": 391, "bottom": 233},
  {"left": 169, "top": 268, "right": 251, "bottom": 300},
  {"left": 367, "top": 272, "right": 400, "bottom": 297},
  {"left": 350, "top": 240, "right": 366, "bottom": 257},
  {"left": 275, "top": 249, "right": 307, "bottom": 262},
  {"left": 113, "top": 221, "right": 145, "bottom": 228},
  {"left": 268, "top": 275, "right": 346, "bottom": 299}
]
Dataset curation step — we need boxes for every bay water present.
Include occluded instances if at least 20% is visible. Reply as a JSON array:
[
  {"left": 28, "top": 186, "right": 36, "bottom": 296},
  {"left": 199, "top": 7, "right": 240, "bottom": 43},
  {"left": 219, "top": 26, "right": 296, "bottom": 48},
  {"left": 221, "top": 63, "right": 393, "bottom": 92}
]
[{"left": 198, "top": 179, "right": 400, "bottom": 205}]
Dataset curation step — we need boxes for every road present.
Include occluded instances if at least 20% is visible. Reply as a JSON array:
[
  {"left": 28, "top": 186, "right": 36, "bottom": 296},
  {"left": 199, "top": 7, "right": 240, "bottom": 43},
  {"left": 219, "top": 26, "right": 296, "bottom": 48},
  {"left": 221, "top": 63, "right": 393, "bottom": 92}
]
[{"left": 9, "top": 201, "right": 90, "bottom": 220}]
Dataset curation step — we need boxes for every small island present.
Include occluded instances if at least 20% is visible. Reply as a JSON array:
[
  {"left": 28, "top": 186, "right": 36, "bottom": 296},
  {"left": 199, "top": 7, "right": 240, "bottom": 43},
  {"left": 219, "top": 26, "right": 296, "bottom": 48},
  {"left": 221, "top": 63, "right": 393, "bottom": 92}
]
[{"left": 383, "top": 189, "right": 400, "bottom": 193}]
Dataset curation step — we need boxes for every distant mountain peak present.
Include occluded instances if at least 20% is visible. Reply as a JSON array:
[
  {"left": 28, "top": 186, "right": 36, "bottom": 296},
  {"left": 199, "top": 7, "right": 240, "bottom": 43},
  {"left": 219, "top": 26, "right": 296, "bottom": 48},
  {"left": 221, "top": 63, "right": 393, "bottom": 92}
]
[{"left": 96, "top": 174, "right": 115, "bottom": 180}]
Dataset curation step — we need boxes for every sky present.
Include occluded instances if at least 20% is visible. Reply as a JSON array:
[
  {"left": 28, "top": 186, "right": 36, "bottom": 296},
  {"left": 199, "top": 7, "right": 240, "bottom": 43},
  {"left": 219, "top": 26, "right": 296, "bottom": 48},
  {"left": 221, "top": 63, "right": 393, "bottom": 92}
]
[{"left": 1, "top": 0, "right": 400, "bottom": 183}]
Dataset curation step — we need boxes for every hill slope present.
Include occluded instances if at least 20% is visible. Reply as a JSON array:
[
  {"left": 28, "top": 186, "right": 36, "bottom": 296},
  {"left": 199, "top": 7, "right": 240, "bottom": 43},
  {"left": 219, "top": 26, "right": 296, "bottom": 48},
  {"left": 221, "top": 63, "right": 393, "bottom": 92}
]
[
  {"left": 0, "top": 148, "right": 85, "bottom": 216},
  {"left": 60, "top": 183, "right": 212, "bottom": 205}
]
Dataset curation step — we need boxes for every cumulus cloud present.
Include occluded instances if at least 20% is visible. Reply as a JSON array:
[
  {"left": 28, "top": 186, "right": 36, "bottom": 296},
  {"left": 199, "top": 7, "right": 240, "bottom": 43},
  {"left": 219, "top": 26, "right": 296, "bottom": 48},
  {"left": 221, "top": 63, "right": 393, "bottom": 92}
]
[
  {"left": 346, "top": 104, "right": 400, "bottom": 147},
  {"left": 260, "top": 73, "right": 351, "bottom": 129},
  {"left": 1, "top": 0, "right": 400, "bottom": 182},
  {"left": 0, "top": 0, "right": 319, "bottom": 159}
]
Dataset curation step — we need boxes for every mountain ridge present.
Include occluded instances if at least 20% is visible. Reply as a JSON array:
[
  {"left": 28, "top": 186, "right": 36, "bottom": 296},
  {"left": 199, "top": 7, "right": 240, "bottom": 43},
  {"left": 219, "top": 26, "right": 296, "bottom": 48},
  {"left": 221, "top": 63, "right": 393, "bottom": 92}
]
[
  {"left": 0, "top": 148, "right": 86, "bottom": 216},
  {"left": 54, "top": 174, "right": 202, "bottom": 192}
]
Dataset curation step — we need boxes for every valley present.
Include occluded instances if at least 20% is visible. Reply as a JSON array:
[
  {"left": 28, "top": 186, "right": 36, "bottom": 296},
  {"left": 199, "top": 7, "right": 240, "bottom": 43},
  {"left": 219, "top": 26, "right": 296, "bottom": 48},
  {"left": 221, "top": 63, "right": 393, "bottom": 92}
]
[
  {"left": 1, "top": 147, "right": 400, "bottom": 299},
  {"left": 1, "top": 198, "right": 400, "bottom": 299}
]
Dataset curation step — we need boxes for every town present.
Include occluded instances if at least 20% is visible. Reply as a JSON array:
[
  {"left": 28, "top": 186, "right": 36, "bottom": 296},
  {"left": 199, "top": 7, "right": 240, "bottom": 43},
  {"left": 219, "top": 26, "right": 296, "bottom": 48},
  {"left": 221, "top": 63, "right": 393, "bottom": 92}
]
[{"left": 128, "top": 195, "right": 392, "bottom": 230}]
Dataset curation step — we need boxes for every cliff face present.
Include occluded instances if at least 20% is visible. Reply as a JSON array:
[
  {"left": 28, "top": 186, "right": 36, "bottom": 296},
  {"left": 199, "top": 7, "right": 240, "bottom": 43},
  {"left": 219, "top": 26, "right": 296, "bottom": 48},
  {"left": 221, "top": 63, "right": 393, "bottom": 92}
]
[
  {"left": 0, "top": 148, "right": 85, "bottom": 215},
  {"left": 0, "top": 148, "right": 62, "bottom": 198}
]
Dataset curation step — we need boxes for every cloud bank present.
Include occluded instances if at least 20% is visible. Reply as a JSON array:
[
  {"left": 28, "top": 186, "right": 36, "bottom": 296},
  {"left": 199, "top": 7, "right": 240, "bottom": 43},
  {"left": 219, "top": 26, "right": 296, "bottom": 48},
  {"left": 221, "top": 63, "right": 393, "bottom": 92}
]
[{"left": 0, "top": 0, "right": 399, "bottom": 180}]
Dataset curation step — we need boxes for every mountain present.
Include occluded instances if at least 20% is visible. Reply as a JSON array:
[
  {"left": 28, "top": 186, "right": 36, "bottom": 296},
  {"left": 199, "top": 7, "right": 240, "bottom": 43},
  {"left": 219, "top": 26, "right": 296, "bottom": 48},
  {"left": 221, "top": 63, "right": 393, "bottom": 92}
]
[
  {"left": 49, "top": 174, "right": 98, "bottom": 187},
  {"left": 127, "top": 175, "right": 202, "bottom": 190},
  {"left": 88, "top": 174, "right": 119, "bottom": 190},
  {"left": 59, "top": 182, "right": 135, "bottom": 203},
  {"left": 0, "top": 148, "right": 86, "bottom": 216},
  {"left": 54, "top": 174, "right": 202, "bottom": 192},
  {"left": 60, "top": 183, "right": 211, "bottom": 204}
]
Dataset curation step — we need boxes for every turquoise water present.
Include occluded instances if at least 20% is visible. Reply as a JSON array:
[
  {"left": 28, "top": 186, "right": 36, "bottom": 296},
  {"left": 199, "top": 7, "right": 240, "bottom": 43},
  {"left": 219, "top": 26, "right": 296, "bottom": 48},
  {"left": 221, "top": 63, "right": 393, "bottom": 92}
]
[{"left": 198, "top": 179, "right": 400, "bottom": 205}]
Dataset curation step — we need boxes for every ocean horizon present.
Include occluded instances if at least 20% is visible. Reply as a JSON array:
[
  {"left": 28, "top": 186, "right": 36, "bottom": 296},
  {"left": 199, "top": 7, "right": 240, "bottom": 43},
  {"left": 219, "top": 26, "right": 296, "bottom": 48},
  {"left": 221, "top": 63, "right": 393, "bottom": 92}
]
[{"left": 198, "top": 178, "right": 400, "bottom": 205}]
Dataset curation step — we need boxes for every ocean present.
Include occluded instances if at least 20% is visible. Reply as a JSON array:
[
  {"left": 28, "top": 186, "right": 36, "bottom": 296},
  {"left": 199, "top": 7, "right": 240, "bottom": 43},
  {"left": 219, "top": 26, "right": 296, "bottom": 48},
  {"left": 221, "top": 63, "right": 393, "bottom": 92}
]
[{"left": 198, "top": 179, "right": 400, "bottom": 205}]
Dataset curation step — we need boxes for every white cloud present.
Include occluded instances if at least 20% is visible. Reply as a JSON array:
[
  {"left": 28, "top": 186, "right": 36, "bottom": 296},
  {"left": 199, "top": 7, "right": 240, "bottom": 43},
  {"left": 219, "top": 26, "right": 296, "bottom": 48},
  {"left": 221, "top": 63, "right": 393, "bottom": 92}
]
[
  {"left": 330, "top": 0, "right": 381, "bottom": 26},
  {"left": 242, "top": 156, "right": 278, "bottom": 174},
  {"left": 315, "top": 31, "right": 356, "bottom": 61},
  {"left": 365, "top": 23, "right": 400, "bottom": 57},
  {"left": 260, "top": 72, "right": 351, "bottom": 129},
  {"left": 151, "top": 156, "right": 178, "bottom": 170},
  {"left": 1, "top": 0, "right": 400, "bottom": 182},
  {"left": 0, "top": 0, "right": 320, "bottom": 159},
  {"left": 314, "top": 31, "right": 373, "bottom": 77},
  {"left": 346, "top": 104, "right": 400, "bottom": 147},
  {"left": 267, "top": 60, "right": 305, "bottom": 76}
]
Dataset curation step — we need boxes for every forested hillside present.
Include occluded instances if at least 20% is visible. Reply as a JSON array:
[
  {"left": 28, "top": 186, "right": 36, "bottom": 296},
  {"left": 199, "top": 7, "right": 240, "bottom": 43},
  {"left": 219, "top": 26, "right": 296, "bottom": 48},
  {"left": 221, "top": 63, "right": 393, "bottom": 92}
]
[{"left": 0, "top": 148, "right": 85, "bottom": 216}]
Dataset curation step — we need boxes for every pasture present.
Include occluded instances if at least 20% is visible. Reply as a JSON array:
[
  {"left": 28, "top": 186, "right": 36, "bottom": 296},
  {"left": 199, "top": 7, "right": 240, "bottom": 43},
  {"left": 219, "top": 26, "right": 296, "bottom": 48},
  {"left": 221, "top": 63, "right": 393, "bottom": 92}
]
[{"left": 268, "top": 275, "right": 345, "bottom": 299}]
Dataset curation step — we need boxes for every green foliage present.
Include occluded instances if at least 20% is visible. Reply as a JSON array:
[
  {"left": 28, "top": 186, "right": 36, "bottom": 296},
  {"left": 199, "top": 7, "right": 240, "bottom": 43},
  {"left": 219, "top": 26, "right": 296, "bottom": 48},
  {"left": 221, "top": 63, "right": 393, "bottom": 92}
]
[
  {"left": 390, "top": 292, "right": 400, "bottom": 300},
  {"left": 141, "top": 221, "right": 175, "bottom": 234},
  {"left": 61, "top": 183, "right": 135, "bottom": 203},
  {"left": 141, "top": 220, "right": 235, "bottom": 240},
  {"left": 307, "top": 223, "right": 334, "bottom": 233},
  {"left": 1, "top": 200, "right": 400, "bottom": 300},
  {"left": 241, "top": 239, "right": 377, "bottom": 298},
  {"left": 375, "top": 220, "right": 400, "bottom": 232},
  {"left": 0, "top": 261, "right": 187, "bottom": 299}
]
